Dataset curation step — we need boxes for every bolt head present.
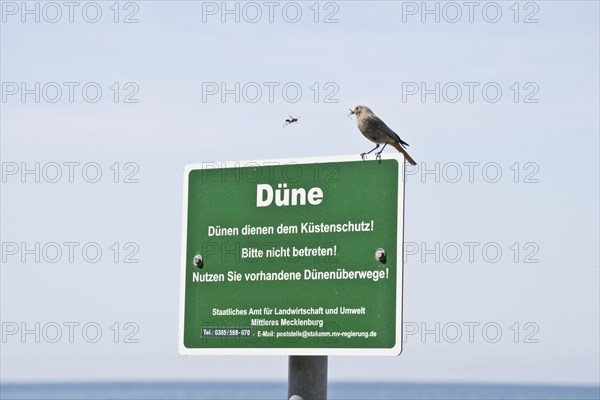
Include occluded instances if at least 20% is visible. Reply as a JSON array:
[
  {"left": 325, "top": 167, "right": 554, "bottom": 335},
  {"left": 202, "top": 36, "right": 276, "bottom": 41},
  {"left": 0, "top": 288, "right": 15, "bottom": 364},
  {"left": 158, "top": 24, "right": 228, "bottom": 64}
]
[{"left": 193, "top": 254, "right": 203, "bottom": 268}]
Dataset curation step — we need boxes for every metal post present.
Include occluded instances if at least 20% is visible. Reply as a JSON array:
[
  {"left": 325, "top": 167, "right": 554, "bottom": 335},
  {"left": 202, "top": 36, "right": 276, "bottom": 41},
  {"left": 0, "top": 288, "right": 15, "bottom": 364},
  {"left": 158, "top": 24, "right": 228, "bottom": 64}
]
[{"left": 288, "top": 355, "right": 328, "bottom": 400}]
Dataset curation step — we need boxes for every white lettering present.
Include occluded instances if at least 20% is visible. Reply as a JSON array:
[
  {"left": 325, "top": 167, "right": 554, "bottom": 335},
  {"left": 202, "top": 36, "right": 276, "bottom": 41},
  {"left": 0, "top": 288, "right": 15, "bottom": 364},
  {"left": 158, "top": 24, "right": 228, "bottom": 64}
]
[{"left": 256, "top": 183, "right": 323, "bottom": 207}]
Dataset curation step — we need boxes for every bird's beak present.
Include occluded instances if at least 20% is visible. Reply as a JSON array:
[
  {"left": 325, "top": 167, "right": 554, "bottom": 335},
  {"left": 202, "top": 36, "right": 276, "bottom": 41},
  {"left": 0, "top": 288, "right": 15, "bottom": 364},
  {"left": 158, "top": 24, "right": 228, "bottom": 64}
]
[{"left": 348, "top": 108, "right": 354, "bottom": 117}]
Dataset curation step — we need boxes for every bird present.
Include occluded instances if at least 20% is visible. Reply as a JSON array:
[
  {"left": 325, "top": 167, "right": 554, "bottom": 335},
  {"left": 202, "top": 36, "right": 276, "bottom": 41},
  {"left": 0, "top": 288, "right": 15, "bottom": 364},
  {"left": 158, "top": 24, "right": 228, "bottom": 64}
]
[
  {"left": 349, "top": 105, "right": 416, "bottom": 165},
  {"left": 283, "top": 115, "right": 300, "bottom": 127}
]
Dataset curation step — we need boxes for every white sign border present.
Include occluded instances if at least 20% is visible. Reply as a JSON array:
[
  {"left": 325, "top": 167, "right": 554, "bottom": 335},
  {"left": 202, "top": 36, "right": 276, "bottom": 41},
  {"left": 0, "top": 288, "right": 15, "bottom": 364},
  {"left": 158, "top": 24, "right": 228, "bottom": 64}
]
[{"left": 179, "top": 153, "right": 406, "bottom": 356}]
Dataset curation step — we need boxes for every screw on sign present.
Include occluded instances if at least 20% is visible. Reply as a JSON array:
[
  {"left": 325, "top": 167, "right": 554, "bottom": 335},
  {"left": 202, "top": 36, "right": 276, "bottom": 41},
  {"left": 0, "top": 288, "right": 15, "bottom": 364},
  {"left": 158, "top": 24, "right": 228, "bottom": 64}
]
[{"left": 193, "top": 254, "right": 203, "bottom": 268}]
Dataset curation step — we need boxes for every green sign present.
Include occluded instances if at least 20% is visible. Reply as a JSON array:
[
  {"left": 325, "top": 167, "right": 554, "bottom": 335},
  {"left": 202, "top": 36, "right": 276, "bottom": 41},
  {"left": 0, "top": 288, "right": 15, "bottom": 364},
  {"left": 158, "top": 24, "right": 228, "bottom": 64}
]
[{"left": 179, "top": 155, "right": 405, "bottom": 355}]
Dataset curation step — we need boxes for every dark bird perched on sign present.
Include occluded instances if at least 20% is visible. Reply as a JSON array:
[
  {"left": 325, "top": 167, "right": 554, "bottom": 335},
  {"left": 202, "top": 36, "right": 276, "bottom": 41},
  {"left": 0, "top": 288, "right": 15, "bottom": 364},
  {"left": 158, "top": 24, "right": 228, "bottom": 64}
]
[{"left": 349, "top": 105, "right": 416, "bottom": 165}]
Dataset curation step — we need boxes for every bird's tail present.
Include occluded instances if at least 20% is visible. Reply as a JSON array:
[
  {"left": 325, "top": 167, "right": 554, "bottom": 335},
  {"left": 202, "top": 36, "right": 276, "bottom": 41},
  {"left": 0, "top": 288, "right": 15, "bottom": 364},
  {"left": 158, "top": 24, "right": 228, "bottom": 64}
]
[{"left": 390, "top": 141, "right": 417, "bottom": 165}]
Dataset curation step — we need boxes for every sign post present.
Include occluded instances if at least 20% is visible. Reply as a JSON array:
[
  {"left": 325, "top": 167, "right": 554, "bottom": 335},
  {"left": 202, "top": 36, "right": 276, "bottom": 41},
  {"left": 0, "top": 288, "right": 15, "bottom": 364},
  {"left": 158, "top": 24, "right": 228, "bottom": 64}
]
[
  {"left": 179, "top": 154, "right": 406, "bottom": 397},
  {"left": 288, "top": 355, "right": 327, "bottom": 400}
]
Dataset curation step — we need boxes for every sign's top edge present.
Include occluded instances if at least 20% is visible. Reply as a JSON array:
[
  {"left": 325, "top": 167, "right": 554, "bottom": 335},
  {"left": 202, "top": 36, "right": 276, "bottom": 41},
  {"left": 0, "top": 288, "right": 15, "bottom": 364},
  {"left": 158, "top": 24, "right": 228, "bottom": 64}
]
[{"left": 183, "top": 154, "right": 404, "bottom": 173}]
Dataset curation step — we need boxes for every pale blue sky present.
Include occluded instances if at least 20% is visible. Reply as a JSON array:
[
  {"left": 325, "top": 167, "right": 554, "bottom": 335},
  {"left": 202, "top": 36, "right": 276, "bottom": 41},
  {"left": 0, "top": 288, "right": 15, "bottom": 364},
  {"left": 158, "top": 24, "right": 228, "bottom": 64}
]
[{"left": 1, "top": 1, "right": 598, "bottom": 385}]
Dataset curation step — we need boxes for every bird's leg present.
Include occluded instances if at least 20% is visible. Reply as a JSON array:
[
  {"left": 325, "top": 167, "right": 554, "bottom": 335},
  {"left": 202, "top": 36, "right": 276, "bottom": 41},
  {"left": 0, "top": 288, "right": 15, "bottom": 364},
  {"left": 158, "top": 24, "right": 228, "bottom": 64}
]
[
  {"left": 361, "top": 144, "right": 380, "bottom": 160},
  {"left": 375, "top": 143, "right": 388, "bottom": 160}
]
